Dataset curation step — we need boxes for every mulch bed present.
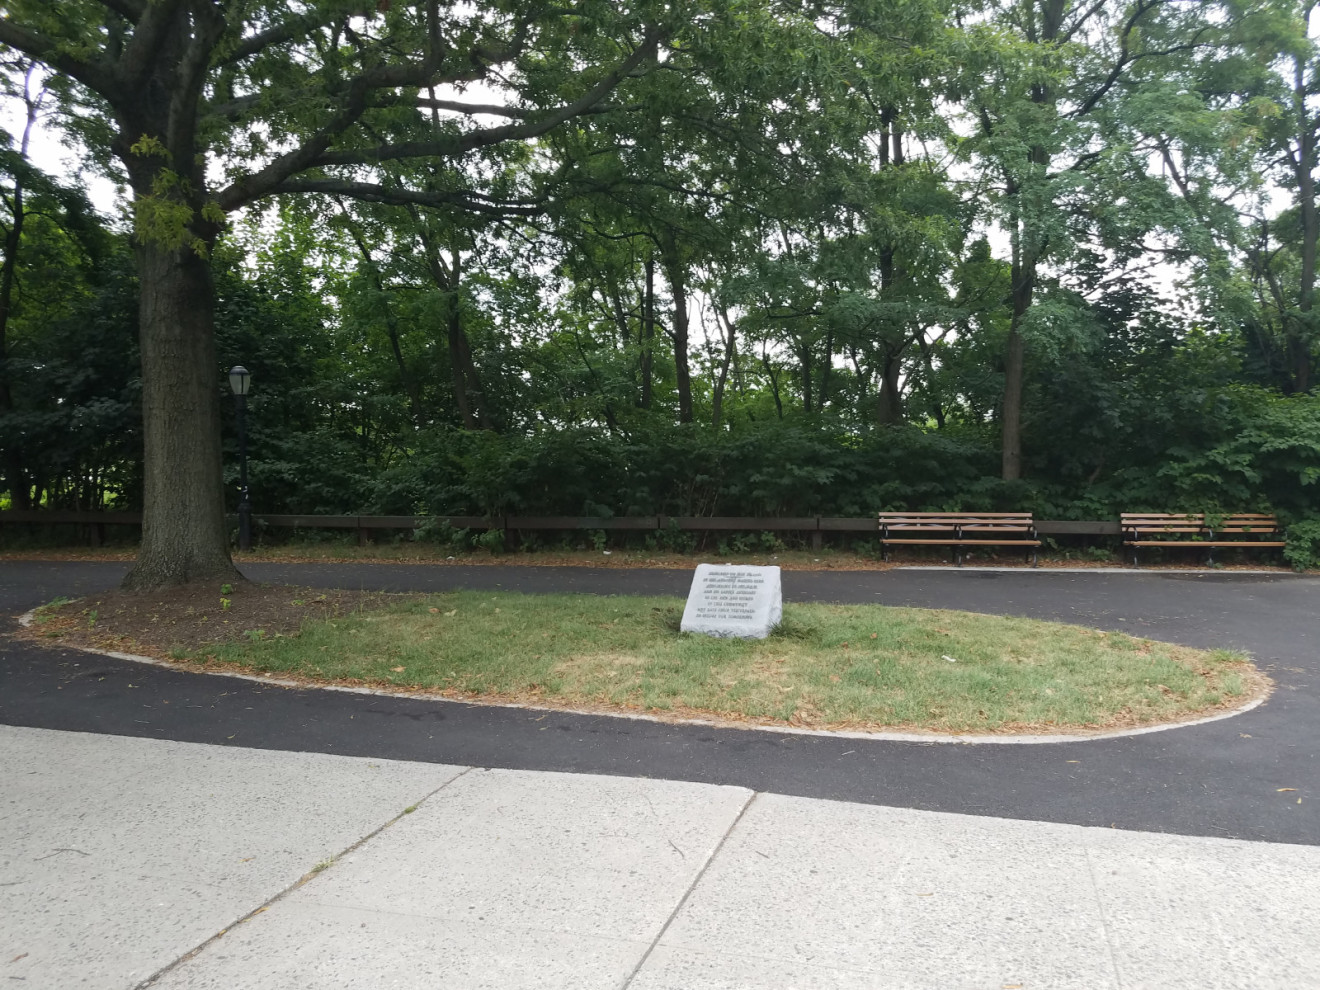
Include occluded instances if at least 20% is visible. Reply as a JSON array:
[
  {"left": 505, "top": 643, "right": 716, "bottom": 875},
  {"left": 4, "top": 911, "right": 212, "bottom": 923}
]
[{"left": 26, "top": 580, "right": 406, "bottom": 654}]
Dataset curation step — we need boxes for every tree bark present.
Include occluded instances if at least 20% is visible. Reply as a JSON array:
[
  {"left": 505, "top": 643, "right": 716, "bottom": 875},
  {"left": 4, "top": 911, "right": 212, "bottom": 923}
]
[
  {"left": 122, "top": 239, "right": 239, "bottom": 588},
  {"left": 1002, "top": 266, "right": 1031, "bottom": 481},
  {"left": 819, "top": 330, "right": 834, "bottom": 413},
  {"left": 798, "top": 343, "right": 813, "bottom": 414},
  {"left": 661, "top": 240, "right": 693, "bottom": 423},
  {"left": 640, "top": 255, "right": 655, "bottom": 410},
  {"left": 1291, "top": 33, "right": 1316, "bottom": 393},
  {"left": 0, "top": 146, "right": 28, "bottom": 510},
  {"left": 115, "top": 2, "right": 238, "bottom": 588},
  {"left": 345, "top": 221, "right": 424, "bottom": 425},
  {"left": 445, "top": 258, "right": 486, "bottom": 429},
  {"left": 877, "top": 348, "right": 903, "bottom": 425},
  {"left": 712, "top": 305, "right": 737, "bottom": 428},
  {"left": 761, "top": 343, "right": 784, "bottom": 419},
  {"left": 998, "top": 0, "right": 1064, "bottom": 480},
  {"left": 416, "top": 226, "right": 488, "bottom": 429},
  {"left": 0, "top": 64, "right": 39, "bottom": 510}
]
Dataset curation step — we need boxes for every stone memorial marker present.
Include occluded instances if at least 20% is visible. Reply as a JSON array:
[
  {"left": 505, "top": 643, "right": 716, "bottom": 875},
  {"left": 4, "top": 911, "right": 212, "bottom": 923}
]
[{"left": 680, "top": 563, "right": 782, "bottom": 639}]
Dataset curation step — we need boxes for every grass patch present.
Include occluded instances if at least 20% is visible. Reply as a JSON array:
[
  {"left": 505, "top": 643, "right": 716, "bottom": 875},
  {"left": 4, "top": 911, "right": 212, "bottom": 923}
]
[{"left": 187, "top": 590, "right": 1263, "bottom": 734}]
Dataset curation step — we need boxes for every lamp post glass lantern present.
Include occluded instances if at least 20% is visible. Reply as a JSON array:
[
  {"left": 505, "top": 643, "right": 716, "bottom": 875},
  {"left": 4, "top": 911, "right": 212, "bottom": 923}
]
[{"left": 228, "top": 366, "right": 251, "bottom": 551}]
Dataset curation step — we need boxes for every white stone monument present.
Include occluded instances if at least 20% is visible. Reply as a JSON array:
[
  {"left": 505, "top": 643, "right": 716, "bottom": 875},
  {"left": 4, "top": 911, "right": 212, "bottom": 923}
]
[{"left": 680, "top": 563, "right": 782, "bottom": 639}]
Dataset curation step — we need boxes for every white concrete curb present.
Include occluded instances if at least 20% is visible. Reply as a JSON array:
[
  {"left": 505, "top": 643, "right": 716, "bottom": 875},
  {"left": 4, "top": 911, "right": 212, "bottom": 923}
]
[{"left": 17, "top": 607, "right": 1269, "bottom": 746}]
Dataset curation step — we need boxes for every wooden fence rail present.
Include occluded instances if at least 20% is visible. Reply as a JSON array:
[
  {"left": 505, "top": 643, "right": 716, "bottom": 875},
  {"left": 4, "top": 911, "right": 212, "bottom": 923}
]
[{"left": 0, "top": 510, "right": 1124, "bottom": 551}]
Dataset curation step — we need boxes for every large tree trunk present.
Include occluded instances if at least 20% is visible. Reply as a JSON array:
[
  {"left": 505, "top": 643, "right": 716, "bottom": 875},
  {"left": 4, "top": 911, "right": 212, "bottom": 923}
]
[
  {"left": 1002, "top": 261, "right": 1032, "bottom": 481},
  {"left": 0, "top": 72, "right": 36, "bottom": 511},
  {"left": 798, "top": 343, "right": 814, "bottom": 414},
  {"left": 819, "top": 330, "right": 834, "bottom": 412},
  {"left": 712, "top": 305, "right": 737, "bottom": 428},
  {"left": 877, "top": 348, "right": 903, "bottom": 425},
  {"left": 108, "top": 1, "right": 236, "bottom": 589},
  {"left": 442, "top": 254, "right": 488, "bottom": 430},
  {"left": 121, "top": 241, "right": 238, "bottom": 589},
  {"left": 446, "top": 286, "right": 486, "bottom": 430},
  {"left": 417, "top": 227, "right": 487, "bottom": 429},
  {"left": 640, "top": 255, "right": 655, "bottom": 410},
  {"left": 1292, "top": 40, "right": 1316, "bottom": 393},
  {"left": 999, "top": 0, "right": 1063, "bottom": 480},
  {"left": 661, "top": 242, "right": 693, "bottom": 423},
  {"left": 0, "top": 167, "right": 26, "bottom": 510},
  {"left": 346, "top": 221, "right": 424, "bottom": 425}
]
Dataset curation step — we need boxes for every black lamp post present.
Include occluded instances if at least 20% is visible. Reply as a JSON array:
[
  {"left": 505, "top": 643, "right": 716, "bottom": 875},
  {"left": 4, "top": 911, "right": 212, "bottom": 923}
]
[{"left": 228, "top": 365, "right": 252, "bottom": 551}]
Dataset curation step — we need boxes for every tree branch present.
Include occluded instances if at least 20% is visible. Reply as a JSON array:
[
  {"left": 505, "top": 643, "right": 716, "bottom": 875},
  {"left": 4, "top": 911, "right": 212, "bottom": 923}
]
[
  {"left": 0, "top": 20, "right": 121, "bottom": 99},
  {"left": 203, "top": 92, "right": 263, "bottom": 121},
  {"left": 118, "top": 0, "right": 187, "bottom": 86},
  {"left": 167, "top": 0, "right": 226, "bottom": 158},
  {"left": 313, "top": 29, "right": 662, "bottom": 168},
  {"left": 1072, "top": 10, "right": 1211, "bottom": 118},
  {"left": 220, "top": 10, "right": 342, "bottom": 64},
  {"left": 270, "top": 177, "right": 547, "bottom": 216},
  {"left": 415, "top": 97, "right": 637, "bottom": 119},
  {"left": 94, "top": 0, "right": 146, "bottom": 20},
  {"left": 1060, "top": 0, "right": 1108, "bottom": 42}
]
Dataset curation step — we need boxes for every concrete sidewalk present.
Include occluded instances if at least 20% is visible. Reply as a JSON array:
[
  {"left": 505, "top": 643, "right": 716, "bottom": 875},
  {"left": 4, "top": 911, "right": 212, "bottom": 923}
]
[{"left": 3, "top": 725, "right": 1317, "bottom": 990}]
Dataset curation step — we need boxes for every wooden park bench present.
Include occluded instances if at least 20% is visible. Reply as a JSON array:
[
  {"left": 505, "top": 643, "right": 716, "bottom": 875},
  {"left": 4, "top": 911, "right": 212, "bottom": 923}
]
[
  {"left": 1120, "top": 513, "right": 1286, "bottom": 566},
  {"left": 878, "top": 512, "right": 1040, "bottom": 566}
]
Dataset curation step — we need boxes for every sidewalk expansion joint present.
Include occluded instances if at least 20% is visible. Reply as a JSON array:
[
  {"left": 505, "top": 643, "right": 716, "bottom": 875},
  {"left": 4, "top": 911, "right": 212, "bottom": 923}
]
[
  {"left": 132, "top": 765, "right": 475, "bottom": 990},
  {"left": 1083, "top": 841, "right": 1126, "bottom": 989},
  {"left": 620, "top": 789, "right": 759, "bottom": 989}
]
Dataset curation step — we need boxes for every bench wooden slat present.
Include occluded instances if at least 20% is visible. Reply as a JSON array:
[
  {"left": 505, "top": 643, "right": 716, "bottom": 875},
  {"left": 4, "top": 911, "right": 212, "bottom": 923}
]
[
  {"left": 1126, "top": 540, "right": 1287, "bottom": 548},
  {"left": 881, "top": 537, "right": 1037, "bottom": 544},
  {"left": 877, "top": 512, "right": 1039, "bottom": 566},
  {"left": 879, "top": 515, "right": 1033, "bottom": 523},
  {"left": 1126, "top": 527, "right": 1204, "bottom": 534},
  {"left": 1121, "top": 511, "right": 1284, "bottom": 565}
]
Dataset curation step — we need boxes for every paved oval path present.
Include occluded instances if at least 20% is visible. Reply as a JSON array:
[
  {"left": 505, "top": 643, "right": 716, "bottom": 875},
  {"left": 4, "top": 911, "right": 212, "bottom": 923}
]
[{"left": 1, "top": 560, "right": 1316, "bottom": 845}]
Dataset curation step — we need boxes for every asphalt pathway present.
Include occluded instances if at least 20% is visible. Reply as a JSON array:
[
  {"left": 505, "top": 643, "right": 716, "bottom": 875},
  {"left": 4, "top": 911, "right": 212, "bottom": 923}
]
[{"left": 1, "top": 560, "right": 1316, "bottom": 845}]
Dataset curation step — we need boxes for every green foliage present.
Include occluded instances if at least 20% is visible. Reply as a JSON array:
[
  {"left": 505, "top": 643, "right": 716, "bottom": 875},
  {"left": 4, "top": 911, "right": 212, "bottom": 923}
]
[
  {"left": 0, "top": 185, "right": 141, "bottom": 511},
  {"left": 1283, "top": 519, "right": 1320, "bottom": 571},
  {"left": 473, "top": 528, "right": 505, "bottom": 555}
]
